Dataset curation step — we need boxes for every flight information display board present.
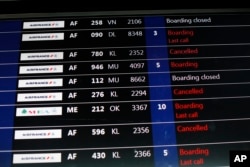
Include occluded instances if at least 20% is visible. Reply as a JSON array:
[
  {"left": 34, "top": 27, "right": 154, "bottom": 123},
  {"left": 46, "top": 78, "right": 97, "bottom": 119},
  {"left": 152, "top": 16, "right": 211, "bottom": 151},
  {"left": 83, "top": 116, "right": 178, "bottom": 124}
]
[{"left": 0, "top": 9, "right": 250, "bottom": 167}]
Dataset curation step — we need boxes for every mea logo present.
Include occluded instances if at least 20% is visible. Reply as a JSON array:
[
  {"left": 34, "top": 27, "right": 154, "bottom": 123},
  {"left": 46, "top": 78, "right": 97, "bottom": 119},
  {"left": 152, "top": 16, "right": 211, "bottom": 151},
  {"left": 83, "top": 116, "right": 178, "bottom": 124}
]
[{"left": 230, "top": 151, "right": 250, "bottom": 167}]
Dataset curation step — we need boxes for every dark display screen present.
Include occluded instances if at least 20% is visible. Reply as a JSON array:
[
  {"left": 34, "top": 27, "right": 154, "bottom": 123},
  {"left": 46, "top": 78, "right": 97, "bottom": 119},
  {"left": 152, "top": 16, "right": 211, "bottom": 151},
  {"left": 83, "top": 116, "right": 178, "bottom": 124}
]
[{"left": 0, "top": 8, "right": 250, "bottom": 167}]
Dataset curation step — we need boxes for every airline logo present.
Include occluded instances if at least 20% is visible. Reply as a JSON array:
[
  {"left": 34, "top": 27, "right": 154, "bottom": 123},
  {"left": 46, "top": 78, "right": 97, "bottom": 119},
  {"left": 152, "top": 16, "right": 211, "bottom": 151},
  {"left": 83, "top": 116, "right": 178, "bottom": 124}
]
[
  {"left": 17, "top": 92, "right": 62, "bottom": 102},
  {"left": 20, "top": 52, "right": 64, "bottom": 61},
  {"left": 22, "top": 33, "right": 64, "bottom": 41},
  {"left": 23, "top": 21, "right": 65, "bottom": 29},
  {"left": 19, "top": 65, "right": 63, "bottom": 74},
  {"left": 13, "top": 153, "right": 61, "bottom": 164},
  {"left": 18, "top": 78, "right": 63, "bottom": 88},
  {"left": 14, "top": 129, "right": 62, "bottom": 140},
  {"left": 16, "top": 106, "right": 62, "bottom": 117}
]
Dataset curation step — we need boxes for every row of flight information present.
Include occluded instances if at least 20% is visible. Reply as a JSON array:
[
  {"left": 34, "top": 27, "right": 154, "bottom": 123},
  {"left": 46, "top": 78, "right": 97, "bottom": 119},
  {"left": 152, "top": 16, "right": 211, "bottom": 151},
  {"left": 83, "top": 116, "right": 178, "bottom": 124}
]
[{"left": 0, "top": 10, "right": 250, "bottom": 167}]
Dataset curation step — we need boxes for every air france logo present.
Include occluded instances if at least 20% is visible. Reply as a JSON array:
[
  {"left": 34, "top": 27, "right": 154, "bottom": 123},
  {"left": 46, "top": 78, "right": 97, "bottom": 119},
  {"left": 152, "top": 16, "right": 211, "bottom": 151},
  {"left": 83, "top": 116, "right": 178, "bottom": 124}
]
[
  {"left": 18, "top": 78, "right": 63, "bottom": 88},
  {"left": 20, "top": 52, "right": 64, "bottom": 61},
  {"left": 14, "top": 129, "right": 62, "bottom": 139},
  {"left": 17, "top": 92, "right": 62, "bottom": 102},
  {"left": 22, "top": 33, "right": 64, "bottom": 41},
  {"left": 23, "top": 21, "right": 65, "bottom": 29},
  {"left": 19, "top": 65, "right": 63, "bottom": 74},
  {"left": 13, "top": 153, "right": 61, "bottom": 164}
]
